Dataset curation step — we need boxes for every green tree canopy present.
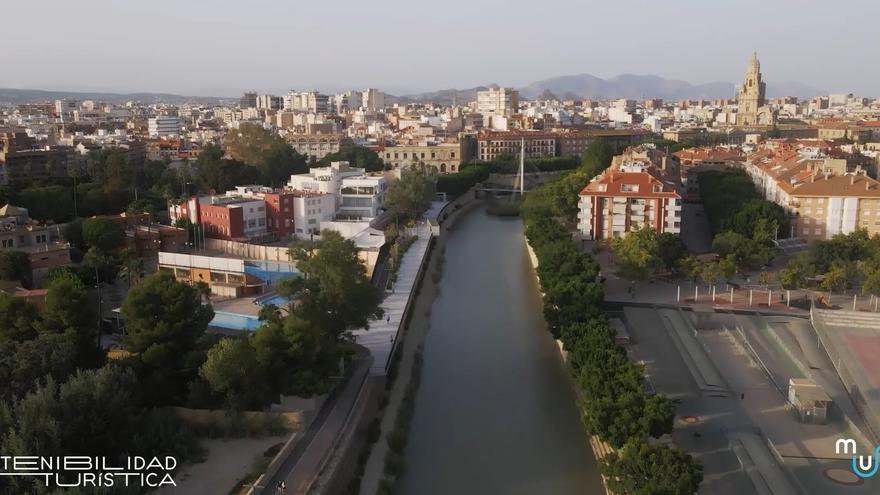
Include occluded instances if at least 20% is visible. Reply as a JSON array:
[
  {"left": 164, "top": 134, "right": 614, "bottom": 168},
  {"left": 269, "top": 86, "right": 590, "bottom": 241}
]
[
  {"left": 612, "top": 227, "right": 663, "bottom": 280},
  {"left": 121, "top": 271, "right": 214, "bottom": 404},
  {"left": 0, "top": 250, "right": 32, "bottom": 288},
  {"left": 200, "top": 337, "right": 269, "bottom": 410},
  {"left": 384, "top": 168, "right": 436, "bottom": 219},
  {"left": 287, "top": 230, "right": 382, "bottom": 338},
  {"left": 82, "top": 216, "right": 125, "bottom": 252},
  {"left": 0, "top": 293, "right": 40, "bottom": 342},
  {"left": 318, "top": 144, "right": 384, "bottom": 172},
  {"left": 601, "top": 440, "right": 703, "bottom": 495}
]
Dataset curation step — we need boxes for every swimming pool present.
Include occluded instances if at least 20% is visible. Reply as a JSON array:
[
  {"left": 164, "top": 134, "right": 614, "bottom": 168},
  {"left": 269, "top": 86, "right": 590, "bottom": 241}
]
[{"left": 210, "top": 311, "right": 263, "bottom": 331}]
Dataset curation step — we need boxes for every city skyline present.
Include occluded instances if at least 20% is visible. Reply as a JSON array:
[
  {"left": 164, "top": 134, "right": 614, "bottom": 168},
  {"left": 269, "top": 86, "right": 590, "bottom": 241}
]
[{"left": 2, "top": 0, "right": 879, "bottom": 96}]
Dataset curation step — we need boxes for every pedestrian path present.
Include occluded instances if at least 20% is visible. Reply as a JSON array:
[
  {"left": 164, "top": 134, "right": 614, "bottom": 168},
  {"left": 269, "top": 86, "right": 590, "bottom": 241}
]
[{"left": 352, "top": 223, "right": 432, "bottom": 375}]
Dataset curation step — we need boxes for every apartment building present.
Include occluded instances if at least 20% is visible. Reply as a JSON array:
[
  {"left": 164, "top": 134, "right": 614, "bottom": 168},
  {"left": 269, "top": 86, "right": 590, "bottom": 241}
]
[
  {"left": 284, "top": 91, "right": 330, "bottom": 114},
  {"left": 476, "top": 131, "right": 556, "bottom": 161},
  {"left": 743, "top": 142, "right": 880, "bottom": 241},
  {"left": 476, "top": 88, "right": 519, "bottom": 116},
  {"left": 577, "top": 147, "right": 682, "bottom": 240},
  {"left": 148, "top": 116, "right": 182, "bottom": 138},
  {"left": 381, "top": 142, "right": 463, "bottom": 173},
  {"left": 286, "top": 133, "right": 347, "bottom": 160},
  {"left": 553, "top": 128, "right": 653, "bottom": 158}
]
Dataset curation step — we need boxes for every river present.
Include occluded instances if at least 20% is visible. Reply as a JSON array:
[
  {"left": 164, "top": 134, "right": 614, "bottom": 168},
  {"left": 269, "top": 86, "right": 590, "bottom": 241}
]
[{"left": 397, "top": 205, "right": 604, "bottom": 494}]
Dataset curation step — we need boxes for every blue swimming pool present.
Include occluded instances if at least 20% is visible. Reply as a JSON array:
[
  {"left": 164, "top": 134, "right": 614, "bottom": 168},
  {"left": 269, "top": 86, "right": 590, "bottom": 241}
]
[{"left": 210, "top": 311, "right": 263, "bottom": 331}]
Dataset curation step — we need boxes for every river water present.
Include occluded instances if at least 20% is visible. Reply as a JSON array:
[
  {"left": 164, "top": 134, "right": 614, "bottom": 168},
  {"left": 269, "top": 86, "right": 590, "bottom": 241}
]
[{"left": 397, "top": 206, "right": 604, "bottom": 494}]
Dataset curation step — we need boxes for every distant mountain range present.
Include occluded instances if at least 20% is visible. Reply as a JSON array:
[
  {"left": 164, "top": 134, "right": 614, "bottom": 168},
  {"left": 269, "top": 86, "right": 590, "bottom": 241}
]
[
  {"left": 1, "top": 72, "right": 826, "bottom": 107},
  {"left": 399, "top": 73, "right": 825, "bottom": 104},
  {"left": 0, "top": 88, "right": 230, "bottom": 105}
]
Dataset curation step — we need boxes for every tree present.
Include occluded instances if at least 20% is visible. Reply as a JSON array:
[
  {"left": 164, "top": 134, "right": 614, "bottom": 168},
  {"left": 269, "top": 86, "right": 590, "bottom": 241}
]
[
  {"left": 779, "top": 257, "right": 810, "bottom": 289},
  {"left": 700, "top": 261, "right": 722, "bottom": 286},
  {"left": 718, "top": 254, "right": 737, "bottom": 280},
  {"left": 288, "top": 230, "right": 382, "bottom": 338},
  {"left": 0, "top": 365, "right": 200, "bottom": 494},
  {"left": 0, "top": 293, "right": 40, "bottom": 342},
  {"left": 121, "top": 272, "right": 214, "bottom": 404},
  {"left": 581, "top": 139, "right": 614, "bottom": 178},
  {"left": 656, "top": 233, "right": 686, "bottom": 271},
  {"left": 384, "top": 168, "right": 436, "bottom": 219},
  {"left": 196, "top": 149, "right": 257, "bottom": 193},
  {"left": 0, "top": 332, "right": 80, "bottom": 402},
  {"left": 40, "top": 276, "right": 103, "bottom": 369},
  {"left": 821, "top": 260, "right": 857, "bottom": 292},
  {"left": 259, "top": 139, "right": 307, "bottom": 186},
  {"left": 225, "top": 123, "right": 277, "bottom": 166},
  {"left": 758, "top": 271, "right": 773, "bottom": 288},
  {"left": 62, "top": 218, "right": 87, "bottom": 251},
  {"left": 0, "top": 250, "right": 32, "bottom": 288},
  {"left": 612, "top": 227, "right": 662, "bottom": 280},
  {"left": 319, "top": 144, "right": 384, "bottom": 172},
  {"left": 601, "top": 440, "right": 703, "bottom": 495},
  {"left": 200, "top": 337, "right": 268, "bottom": 410},
  {"left": 251, "top": 315, "right": 339, "bottom": 398},
  {"left": 82, "top": 216, "right": 125, "bottom": 252},
  {"left": 677, "top": 255, "right": 702, "bottom": 282}
]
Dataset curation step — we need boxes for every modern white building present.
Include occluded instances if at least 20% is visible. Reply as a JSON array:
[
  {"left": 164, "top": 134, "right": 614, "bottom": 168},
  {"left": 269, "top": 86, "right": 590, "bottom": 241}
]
[
  {"left": 290, "top": 191, "right": 335, "bottom": 238},
  {"left": 287, "top": 161, "right": 387, "bottom": 220},
  {"left": 148, "top": 116, "right": 182, "bottom": 138}
]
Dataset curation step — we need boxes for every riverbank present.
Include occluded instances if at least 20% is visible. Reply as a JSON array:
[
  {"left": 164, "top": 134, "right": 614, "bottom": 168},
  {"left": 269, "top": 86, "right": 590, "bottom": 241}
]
[
  {"left": 396, "top": 204, "right": 602, "bottom": 494},
  {"left": 524, "top": 239, "right": 613, "bottom": 495},
  {"left": 357, "top": 191, "right": 485, "bottom": 495}
]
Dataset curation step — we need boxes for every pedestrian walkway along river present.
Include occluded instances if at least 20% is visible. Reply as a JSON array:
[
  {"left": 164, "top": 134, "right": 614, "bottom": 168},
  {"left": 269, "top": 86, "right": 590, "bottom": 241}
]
[{"left": 397, "top": 206, "right": 604, "bottom": 494}]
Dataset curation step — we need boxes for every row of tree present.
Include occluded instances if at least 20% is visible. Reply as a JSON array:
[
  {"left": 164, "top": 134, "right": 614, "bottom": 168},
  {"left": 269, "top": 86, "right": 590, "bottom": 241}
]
[
  {"left": 520, "top": 157, "right": 703, "bottom": 493},
  {"left": 779, "top": 229, "right": 880, "bottom": 292}
]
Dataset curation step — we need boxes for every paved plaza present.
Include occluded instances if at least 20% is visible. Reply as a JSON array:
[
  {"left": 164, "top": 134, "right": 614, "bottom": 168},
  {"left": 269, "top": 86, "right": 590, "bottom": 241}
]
[{"left": 620, "top": 305, "right": 880, "bottom": 495}]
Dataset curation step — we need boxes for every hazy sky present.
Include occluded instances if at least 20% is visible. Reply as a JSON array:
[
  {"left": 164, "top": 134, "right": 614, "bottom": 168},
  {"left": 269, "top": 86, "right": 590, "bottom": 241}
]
[{"left": 2, "top": 0, "right": 878, "bottom": 96}]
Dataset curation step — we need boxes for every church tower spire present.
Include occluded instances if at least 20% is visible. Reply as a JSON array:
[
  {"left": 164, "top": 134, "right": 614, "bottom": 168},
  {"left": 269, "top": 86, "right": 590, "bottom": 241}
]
[{"left": 736, "top": 52, "right": 767, "bottom": 126}]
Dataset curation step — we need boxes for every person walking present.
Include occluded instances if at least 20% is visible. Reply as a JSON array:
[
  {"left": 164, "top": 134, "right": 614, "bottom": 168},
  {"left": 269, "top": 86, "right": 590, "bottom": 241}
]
[{"left": 277, "top": 481, "right": 287, "bottom": 494}]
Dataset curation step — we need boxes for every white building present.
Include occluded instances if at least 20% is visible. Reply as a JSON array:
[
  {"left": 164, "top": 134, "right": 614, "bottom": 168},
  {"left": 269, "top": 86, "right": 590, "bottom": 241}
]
[
  {"left": 148, "top": 116, "right": 182, "bottom": 138},
  {"left": 284, "top": 91, "right": 330, "bottom": 114},
  {"left": 291, "top": 192, "right": 336, "bottom": 238},
  {"left": 287, "top": 161, "right": 387, "bottom": 220},
  {"left": 362, "top": 88, "right": 385, "bottom": 111}
]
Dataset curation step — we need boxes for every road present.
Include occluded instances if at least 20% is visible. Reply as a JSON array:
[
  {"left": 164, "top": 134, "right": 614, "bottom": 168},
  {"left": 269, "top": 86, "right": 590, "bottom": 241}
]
[{"left": 263, "top": 354, "right": 370, "bottom": 495}]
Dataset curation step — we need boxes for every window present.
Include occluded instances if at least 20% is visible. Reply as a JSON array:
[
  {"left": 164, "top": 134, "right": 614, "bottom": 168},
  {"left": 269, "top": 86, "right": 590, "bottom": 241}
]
[{"left": 1, "top": 239, "right": 12, "bottom": 248}]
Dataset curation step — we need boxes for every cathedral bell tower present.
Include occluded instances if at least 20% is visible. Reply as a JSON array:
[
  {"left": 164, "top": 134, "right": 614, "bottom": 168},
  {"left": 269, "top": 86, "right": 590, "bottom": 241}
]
[{"left": 736, "top": 51, "right": 767, "bottom": 126}]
